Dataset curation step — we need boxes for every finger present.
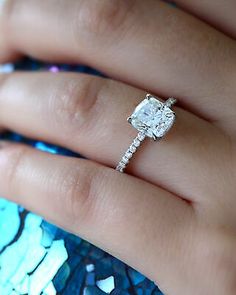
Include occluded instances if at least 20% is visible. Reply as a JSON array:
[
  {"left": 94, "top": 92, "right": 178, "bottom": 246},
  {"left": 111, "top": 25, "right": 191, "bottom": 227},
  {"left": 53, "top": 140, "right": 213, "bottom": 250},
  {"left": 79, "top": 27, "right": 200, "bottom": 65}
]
[
  {"left": 0, "top": 72, "right": 231, "bottom": 204},
  {"left": 0, "top": 0, "right": 236, "bottom": 124},
  {"left": 0, "top": 142, "right": 195, "bottom": 294},
  {"left": 0, "top": 1, "right": 19, "bottom": 62},
  {"left": 175, "top": 0, "right": 236, "bottom": 38}
]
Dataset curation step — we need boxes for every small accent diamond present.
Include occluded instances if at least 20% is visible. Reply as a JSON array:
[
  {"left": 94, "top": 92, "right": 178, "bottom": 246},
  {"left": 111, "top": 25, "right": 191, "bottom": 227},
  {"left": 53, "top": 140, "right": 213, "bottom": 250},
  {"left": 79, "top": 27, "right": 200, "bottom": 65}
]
[
  {"left": 122, "top": 157, "right": 129, "bottom": 164},
  {"left": 125, "top": 151, "right": 133, "bottom": 159},
  {"left": 137, "top": 132, "right": 146, "bottom": 141},
  {"left": 133, "top": 139, "right": 141, "bottom": 147},
  {"left": 129, "top": 145, "right": 136, "bottom": 153},
  {"left": 116, "top": 163, "right": 125, "bottom": 172}
]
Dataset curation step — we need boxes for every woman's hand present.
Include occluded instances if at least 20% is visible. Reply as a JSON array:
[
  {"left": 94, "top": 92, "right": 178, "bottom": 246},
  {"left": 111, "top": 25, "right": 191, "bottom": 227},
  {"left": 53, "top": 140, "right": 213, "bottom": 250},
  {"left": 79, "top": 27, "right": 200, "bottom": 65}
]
[{"left": 0, "top": 1, "right": 236, "bottom": 294}]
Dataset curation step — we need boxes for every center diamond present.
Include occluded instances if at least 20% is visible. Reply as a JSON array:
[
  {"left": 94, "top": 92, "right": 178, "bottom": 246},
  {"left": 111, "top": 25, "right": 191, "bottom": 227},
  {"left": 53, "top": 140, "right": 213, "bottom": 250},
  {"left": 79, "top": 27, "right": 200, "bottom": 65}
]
[{"left": 129, "top": 95, "right": 175, "bottom": 140}]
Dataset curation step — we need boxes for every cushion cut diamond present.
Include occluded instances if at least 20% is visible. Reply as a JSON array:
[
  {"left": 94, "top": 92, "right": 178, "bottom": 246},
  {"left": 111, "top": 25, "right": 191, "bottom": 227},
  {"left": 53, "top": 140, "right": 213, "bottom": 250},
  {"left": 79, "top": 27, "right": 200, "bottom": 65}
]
[{"left": 129, "top": 95, "right": 175, "bottom": 139}]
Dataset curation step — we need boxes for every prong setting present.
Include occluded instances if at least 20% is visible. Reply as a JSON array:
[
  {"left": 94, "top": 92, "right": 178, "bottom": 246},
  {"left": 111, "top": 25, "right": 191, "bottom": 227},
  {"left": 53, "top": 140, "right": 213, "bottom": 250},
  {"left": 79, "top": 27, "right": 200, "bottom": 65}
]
[
  {"left": 146, "top": 94, "right": 152, "bottom": 100},
  {"left": 116, "top": 95, "right": 177, "bottom": 173},
  {"left": 127, "top": 117, "right": 132, "bottom": 124},
  {"left": 152, "top": 134, "right": 158, "bottom": 141}
]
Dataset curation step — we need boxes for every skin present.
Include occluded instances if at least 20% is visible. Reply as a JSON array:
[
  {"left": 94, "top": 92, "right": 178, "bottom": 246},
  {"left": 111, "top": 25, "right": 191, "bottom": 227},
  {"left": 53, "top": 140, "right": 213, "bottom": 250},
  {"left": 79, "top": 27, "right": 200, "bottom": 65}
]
[{"left": 0, "top": 0, "right": 236, "bottom": 294}]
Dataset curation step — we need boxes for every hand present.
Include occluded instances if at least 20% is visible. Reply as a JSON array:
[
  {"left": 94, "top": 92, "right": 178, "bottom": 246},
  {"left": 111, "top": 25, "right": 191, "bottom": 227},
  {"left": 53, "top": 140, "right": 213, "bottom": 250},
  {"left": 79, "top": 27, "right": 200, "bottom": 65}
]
[{"left": 0, "top": 1, "right": 236, "bottom": 294}]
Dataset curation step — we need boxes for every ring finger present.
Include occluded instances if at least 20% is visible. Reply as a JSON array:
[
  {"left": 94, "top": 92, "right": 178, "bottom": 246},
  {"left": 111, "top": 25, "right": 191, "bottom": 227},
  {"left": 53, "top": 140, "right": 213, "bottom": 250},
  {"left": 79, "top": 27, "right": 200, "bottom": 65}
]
[{"left": 0, "top": 72, "right": 231, "bottom": 204}]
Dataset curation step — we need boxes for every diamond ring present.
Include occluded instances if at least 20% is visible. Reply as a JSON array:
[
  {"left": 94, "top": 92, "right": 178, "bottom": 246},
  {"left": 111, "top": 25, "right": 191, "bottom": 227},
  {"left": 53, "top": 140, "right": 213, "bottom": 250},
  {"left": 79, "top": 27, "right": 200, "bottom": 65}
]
[{"left": 116, "top": 94, "right": 177, "bottom": 173}]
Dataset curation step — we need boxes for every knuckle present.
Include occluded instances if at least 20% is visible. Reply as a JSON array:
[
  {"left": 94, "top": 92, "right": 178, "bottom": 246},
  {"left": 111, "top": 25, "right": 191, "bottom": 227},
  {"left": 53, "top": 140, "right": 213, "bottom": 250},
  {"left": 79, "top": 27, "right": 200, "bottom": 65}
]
[
  {"left": 50, "top": 76, "right": 86, "bottom": 124},
  {"left": 50, "top": 74, "right": 109, "bottom": 141},
  {"left": 50, "top": 75, "right": 103, "bottom": 131},
  {"left": 74, "top": 0, "right": 135, "bottom": 40},
  {"left": 59, "top": 162, "right": 104, "bottom": 229},
  {"left": 2, "top": 144, "right": 28, "bottom": 194}
]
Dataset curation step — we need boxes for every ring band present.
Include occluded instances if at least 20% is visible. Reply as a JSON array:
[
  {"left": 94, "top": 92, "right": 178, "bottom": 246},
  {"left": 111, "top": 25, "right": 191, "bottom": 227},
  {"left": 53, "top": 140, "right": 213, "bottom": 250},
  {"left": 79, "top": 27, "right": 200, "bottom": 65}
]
[{"left": 116, "top": 94, "right": 177, "bottom": 173}]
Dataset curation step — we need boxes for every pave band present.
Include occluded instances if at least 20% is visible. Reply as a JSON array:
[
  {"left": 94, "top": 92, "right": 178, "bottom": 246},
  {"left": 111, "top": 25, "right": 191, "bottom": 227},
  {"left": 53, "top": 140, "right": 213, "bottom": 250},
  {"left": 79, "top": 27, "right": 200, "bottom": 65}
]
[
  {"left": 116, "top": 95, "right": 177, "bottom": 173},
  {"left": 116, "top": 131, "right": 146, "bottom": 173}
]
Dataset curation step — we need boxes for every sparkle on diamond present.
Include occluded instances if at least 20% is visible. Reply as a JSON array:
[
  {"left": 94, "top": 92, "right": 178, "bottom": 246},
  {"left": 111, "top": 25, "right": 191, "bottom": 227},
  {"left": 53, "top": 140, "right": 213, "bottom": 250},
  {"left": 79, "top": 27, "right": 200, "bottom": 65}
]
[{"left": 130, "top": 96, "right": 175, "bottom": 139}]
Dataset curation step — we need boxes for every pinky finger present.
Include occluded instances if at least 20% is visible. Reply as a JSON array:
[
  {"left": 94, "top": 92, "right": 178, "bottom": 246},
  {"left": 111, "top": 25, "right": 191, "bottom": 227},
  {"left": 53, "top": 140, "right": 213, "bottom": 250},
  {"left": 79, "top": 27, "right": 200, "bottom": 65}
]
[{"left": 0, "top": 141, "right": 194, "bottom": 294}]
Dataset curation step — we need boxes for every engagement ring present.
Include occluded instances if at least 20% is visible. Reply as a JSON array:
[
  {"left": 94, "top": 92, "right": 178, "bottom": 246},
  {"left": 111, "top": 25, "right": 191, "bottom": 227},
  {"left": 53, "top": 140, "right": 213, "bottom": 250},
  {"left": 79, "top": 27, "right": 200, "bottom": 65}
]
[{"left": 116, "top": 94, "right": 177, "bottom": 173}]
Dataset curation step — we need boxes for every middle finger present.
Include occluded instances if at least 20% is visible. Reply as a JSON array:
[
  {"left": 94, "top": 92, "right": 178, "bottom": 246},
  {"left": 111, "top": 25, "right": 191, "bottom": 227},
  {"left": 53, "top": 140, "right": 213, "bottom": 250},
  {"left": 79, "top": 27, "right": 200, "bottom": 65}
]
[
  {"left": 1, "top": 0, "right": 236, "bottom": 125},
  {"left": 0, "top": 72, "right": 231, "bottom": 203}
]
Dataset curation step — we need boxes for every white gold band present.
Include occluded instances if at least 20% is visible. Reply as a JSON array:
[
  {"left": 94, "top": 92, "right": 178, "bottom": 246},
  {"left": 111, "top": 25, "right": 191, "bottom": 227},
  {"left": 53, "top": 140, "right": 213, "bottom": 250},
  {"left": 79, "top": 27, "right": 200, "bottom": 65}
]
[{"left": 116, "top": 132, "right": 146, "bottom": 173}]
